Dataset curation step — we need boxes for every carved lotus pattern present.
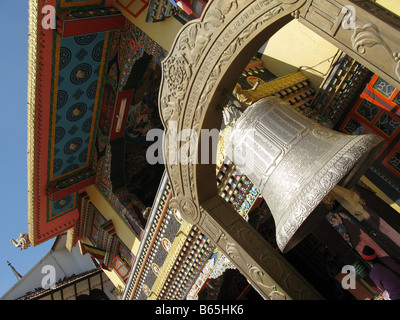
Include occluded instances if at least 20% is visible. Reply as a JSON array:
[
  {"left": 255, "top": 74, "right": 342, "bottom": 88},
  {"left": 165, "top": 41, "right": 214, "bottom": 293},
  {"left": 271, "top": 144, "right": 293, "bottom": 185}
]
[{"left": 163, "top": 54, "right": 190, "bottom": 100}]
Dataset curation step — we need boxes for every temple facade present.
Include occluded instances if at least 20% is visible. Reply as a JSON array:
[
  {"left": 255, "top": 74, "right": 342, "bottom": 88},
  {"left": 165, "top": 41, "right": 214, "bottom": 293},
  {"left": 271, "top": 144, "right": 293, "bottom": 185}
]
[
  {"left": 22, "top": 0, "right": 400, "bottom": 300},
  {"left": 2, "top": 233, "right": 117, "bottom": 300}
]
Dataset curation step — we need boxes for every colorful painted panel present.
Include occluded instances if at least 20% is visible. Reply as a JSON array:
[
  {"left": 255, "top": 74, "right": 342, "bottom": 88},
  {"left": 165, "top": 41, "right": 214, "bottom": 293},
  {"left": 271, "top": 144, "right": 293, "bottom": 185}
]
[
  {"left": 95, "top": 20, "right": 167, "bottom": 153},
  {"left": 339, "top": 74, "right": 400, "bottom": 205},
  {"left": 363, "top": 75, "right": 400, "bottom": 117},
  {"left": 343, "top": 117, "right": 368, "bottom": 135},
  {"left": 48, "top": 193, "right": 77, "bottom": 221},
  {"left": 356, "top": 99, "right": 380, "bottom": 122},
  {"left": 58, "top": 7, "right": 125, "bottom": 38},
  {"left": 98, "top": 83, "right": 116, "bottom": 137},
  {"left": 146, "top": 0, "right": 174, "bottom": 22},
  {"left": 374, "top": 112, "right": 400, "bottom": 137},
  {"left": 51, "top": 32, "right": 108, "bottom": 181},
  {"left": 117, "top": 21, "right": 167, "bottom": 91},
  {"left": 95, "top": 144, "right": 147, "bottom": 235},
  {"left": 116, "top": 0, "right": 149, "bottom": 17},
  {"left": 386, "top": 149, "right": 400, "bottom": 176},
  {"left": 372, "top": 77, "right": 396, "bottom": 99},
  {"left": 92, "top": 20, "right": 168, "bottom": 235}
]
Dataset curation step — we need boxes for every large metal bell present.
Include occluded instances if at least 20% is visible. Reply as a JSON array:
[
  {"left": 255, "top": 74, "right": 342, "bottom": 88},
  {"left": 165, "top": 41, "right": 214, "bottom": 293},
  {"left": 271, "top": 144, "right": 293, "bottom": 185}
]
[{"left": 225, "top": 96, "right": 384, "bottom": 253}]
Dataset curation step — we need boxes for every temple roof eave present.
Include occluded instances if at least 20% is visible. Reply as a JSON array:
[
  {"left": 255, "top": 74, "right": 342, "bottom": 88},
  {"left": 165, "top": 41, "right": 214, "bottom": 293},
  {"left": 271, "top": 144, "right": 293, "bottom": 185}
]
[{"left": 26, "top": 0, "right": 132, "bottom": 247}]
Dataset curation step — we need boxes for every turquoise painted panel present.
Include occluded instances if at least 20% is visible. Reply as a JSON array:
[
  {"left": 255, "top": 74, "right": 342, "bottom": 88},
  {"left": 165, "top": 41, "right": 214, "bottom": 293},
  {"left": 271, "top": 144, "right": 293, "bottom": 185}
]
[
  {"left": 49, "top": 193, "right": 76, "bottom": 221},
  {"left": 52, "top": 32, "right": 106, "bottom": 180}
]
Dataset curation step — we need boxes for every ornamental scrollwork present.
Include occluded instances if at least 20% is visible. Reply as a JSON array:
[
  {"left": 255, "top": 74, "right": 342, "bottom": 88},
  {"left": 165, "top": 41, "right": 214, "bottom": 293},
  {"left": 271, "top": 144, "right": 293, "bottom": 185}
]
[
  {"left": 159, "top": 0, "right": 322, "bottom": 300},
  {"left": 224, "top": 237, "right": 288, "bottom": 300},
  {"left": 170, "top": 196, "right": 201, "bottom": 225},
  {"left": 247, "top": 264, "right": 287, "bottom": 300},
  {"left": 178, "top": 22, "right": 212, "bottom": 66},
  {"left": 351, "top": 23, "right": 400, "bottom": 80},
  {"left": 203, "top": 0, "right": 238, "bottom": 31}
]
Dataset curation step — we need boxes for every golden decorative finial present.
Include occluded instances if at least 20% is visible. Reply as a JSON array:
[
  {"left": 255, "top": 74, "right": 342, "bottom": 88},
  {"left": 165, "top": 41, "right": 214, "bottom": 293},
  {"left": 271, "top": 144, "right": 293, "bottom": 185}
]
[{"left": 10, "top": 232, "right": 31, "bottom": 250}]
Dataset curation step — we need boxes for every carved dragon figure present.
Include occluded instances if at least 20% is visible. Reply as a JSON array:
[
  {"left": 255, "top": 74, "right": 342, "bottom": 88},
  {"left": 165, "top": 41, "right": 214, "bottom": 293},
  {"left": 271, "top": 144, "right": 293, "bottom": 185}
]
[{"left": 10, "top": 232, "right": 31, "bottom": 250}]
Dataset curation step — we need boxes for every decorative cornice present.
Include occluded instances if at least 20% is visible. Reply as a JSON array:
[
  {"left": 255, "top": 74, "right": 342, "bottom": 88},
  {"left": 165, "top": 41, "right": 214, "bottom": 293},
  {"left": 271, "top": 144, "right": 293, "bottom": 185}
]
[
  {"left": 27, "top": 0, "right": 59, "bottom": 246},
  {"left": 299, "top": 0, "right": 400, "bottom": 89},
  {"left": 27, "top": 0, "right": 111, "bottom": 246},
  {"left": 65, "top": 227, "right": 76, "bottom": 251},
  {"left": 27, "top": 0, "right": 39, "bottom": 246},
  {"left": 157, "top": 229, "right": 215, "bottom": 300},
  {"left": 123, "top": 175, "right": 172, "bottom": 300},
  {"left": 148, "top": 221, "right": 193, "bottom": 300}
]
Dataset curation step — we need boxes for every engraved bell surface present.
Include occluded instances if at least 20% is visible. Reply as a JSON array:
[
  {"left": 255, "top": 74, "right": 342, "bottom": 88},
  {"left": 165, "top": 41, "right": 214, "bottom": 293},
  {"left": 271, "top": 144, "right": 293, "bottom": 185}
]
[{"left": 225, "top": 96, "right": 384, "bottom": 253}]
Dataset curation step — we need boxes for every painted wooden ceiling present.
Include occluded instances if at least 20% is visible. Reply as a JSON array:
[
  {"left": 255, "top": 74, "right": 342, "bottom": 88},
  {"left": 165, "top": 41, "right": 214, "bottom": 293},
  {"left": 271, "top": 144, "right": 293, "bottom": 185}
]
[
  {"left": 45, "top": 31, "right": 109, "bottom": 223},
  {"left": 27, "top": 0, "right": 124, "bottom": 245},
  {"left": 50, "top": 33, "right": 107, "bottom": 182}
]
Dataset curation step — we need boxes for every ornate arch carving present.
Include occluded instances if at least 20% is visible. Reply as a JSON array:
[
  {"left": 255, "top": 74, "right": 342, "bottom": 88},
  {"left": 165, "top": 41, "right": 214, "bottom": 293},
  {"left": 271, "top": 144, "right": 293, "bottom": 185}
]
[
  {"left": 158, "top": 0, "right": 400, "bottom": 299},
  {"left": 160, "top": 0, "right": 306, "bottom": 216}
]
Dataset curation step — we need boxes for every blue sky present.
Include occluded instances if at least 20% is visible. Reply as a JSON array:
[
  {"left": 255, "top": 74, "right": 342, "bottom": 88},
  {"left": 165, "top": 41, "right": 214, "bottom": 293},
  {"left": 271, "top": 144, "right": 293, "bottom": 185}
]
[{"left": 0, "top": 1, "right": 54, "bottom": 297}]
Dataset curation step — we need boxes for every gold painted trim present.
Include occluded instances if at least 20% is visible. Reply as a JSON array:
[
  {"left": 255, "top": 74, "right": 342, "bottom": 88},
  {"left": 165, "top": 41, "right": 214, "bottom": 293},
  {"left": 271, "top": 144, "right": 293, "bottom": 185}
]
[
  {"left": 216, "top": 125, "right": 231, "bottom": 173},
  {"left": 233, "top": 71, "right": 308, "bottom": 106},
  {"left": 148, "top": 221, "right": 192, "bottom": 300},
  {"left": 66, "top": 226, "right": 76, "bottom": 251},
  {"left": 49, "top": 34, "right": 61, "bottom": 180},
  {"left": 27, "top": 0, "right": 39, "bottom": 246}
]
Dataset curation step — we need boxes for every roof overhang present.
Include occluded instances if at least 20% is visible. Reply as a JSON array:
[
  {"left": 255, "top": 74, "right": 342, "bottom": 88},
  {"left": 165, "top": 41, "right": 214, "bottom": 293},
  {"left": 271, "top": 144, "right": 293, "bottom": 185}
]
[{"left": 27, "top": 0, "right": 125, "bottom": 246}]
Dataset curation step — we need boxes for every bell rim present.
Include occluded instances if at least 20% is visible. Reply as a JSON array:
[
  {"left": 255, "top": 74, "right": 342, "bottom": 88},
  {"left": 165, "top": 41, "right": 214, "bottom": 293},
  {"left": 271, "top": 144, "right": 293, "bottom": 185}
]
[{"left": 276, "top": 133, "right": 384, "bottom": 253}]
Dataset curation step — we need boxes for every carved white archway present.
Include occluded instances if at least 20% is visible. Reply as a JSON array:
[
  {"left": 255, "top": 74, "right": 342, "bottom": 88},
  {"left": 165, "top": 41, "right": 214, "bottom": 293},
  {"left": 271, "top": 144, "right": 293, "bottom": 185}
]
[{"left": 158, "top": 0, "right": 400, "bottom": 300}]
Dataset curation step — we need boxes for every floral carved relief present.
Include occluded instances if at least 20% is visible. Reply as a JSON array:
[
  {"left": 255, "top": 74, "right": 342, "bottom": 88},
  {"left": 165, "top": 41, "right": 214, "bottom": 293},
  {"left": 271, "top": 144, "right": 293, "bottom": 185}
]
[
  {"left": 301, "top": 0, "right": 400, "bottom": 84},
  {"left": 158, "top": 0, "right": 326, "bottom": 300},
  {"left": 351, "top": 23, "right": 400, "bottom": 80},
  {"left": 223, "top": 229, "right": 289, "bottom": 300}
]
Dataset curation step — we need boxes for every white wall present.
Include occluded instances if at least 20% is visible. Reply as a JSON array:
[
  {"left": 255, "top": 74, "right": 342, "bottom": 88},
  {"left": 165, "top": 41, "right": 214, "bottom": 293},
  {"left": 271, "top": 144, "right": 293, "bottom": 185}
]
[
  {"left": 260, "top": 1, "right": 400, "bottom": 90},
  {"left": 261, "top": 20, "right": 339, "bottom": 89},
  {"left": 1, "top": 234, "right": 95, "bottom": 300}
]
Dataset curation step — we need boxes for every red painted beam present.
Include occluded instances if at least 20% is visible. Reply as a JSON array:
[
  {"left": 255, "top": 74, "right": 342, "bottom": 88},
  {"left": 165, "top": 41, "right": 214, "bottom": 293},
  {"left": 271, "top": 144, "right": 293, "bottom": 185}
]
[
  {"left": 62, "top": 14, "right": 126, "bottom": 37},
  {"left": 47, "top": 174, "right": 96, "bottom": 202},
  {"left": 36, "top": 208, "right": 79, "bottom": 246}
]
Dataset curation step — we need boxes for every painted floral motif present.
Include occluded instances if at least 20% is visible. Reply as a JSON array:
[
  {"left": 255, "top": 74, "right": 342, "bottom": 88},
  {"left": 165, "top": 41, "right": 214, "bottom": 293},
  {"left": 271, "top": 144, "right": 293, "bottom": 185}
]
[
  {"left": 151, "top": 263, "right": 160, "bottom": 276},
  {"left": 172, "top": 208, "right": 184, "bottom": 224},
  {"left": 162, "top": 238, "right": 172, "bottom": 252},
  {"left": 142, "top": 284, "right": 151, "bottom": 297}
]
